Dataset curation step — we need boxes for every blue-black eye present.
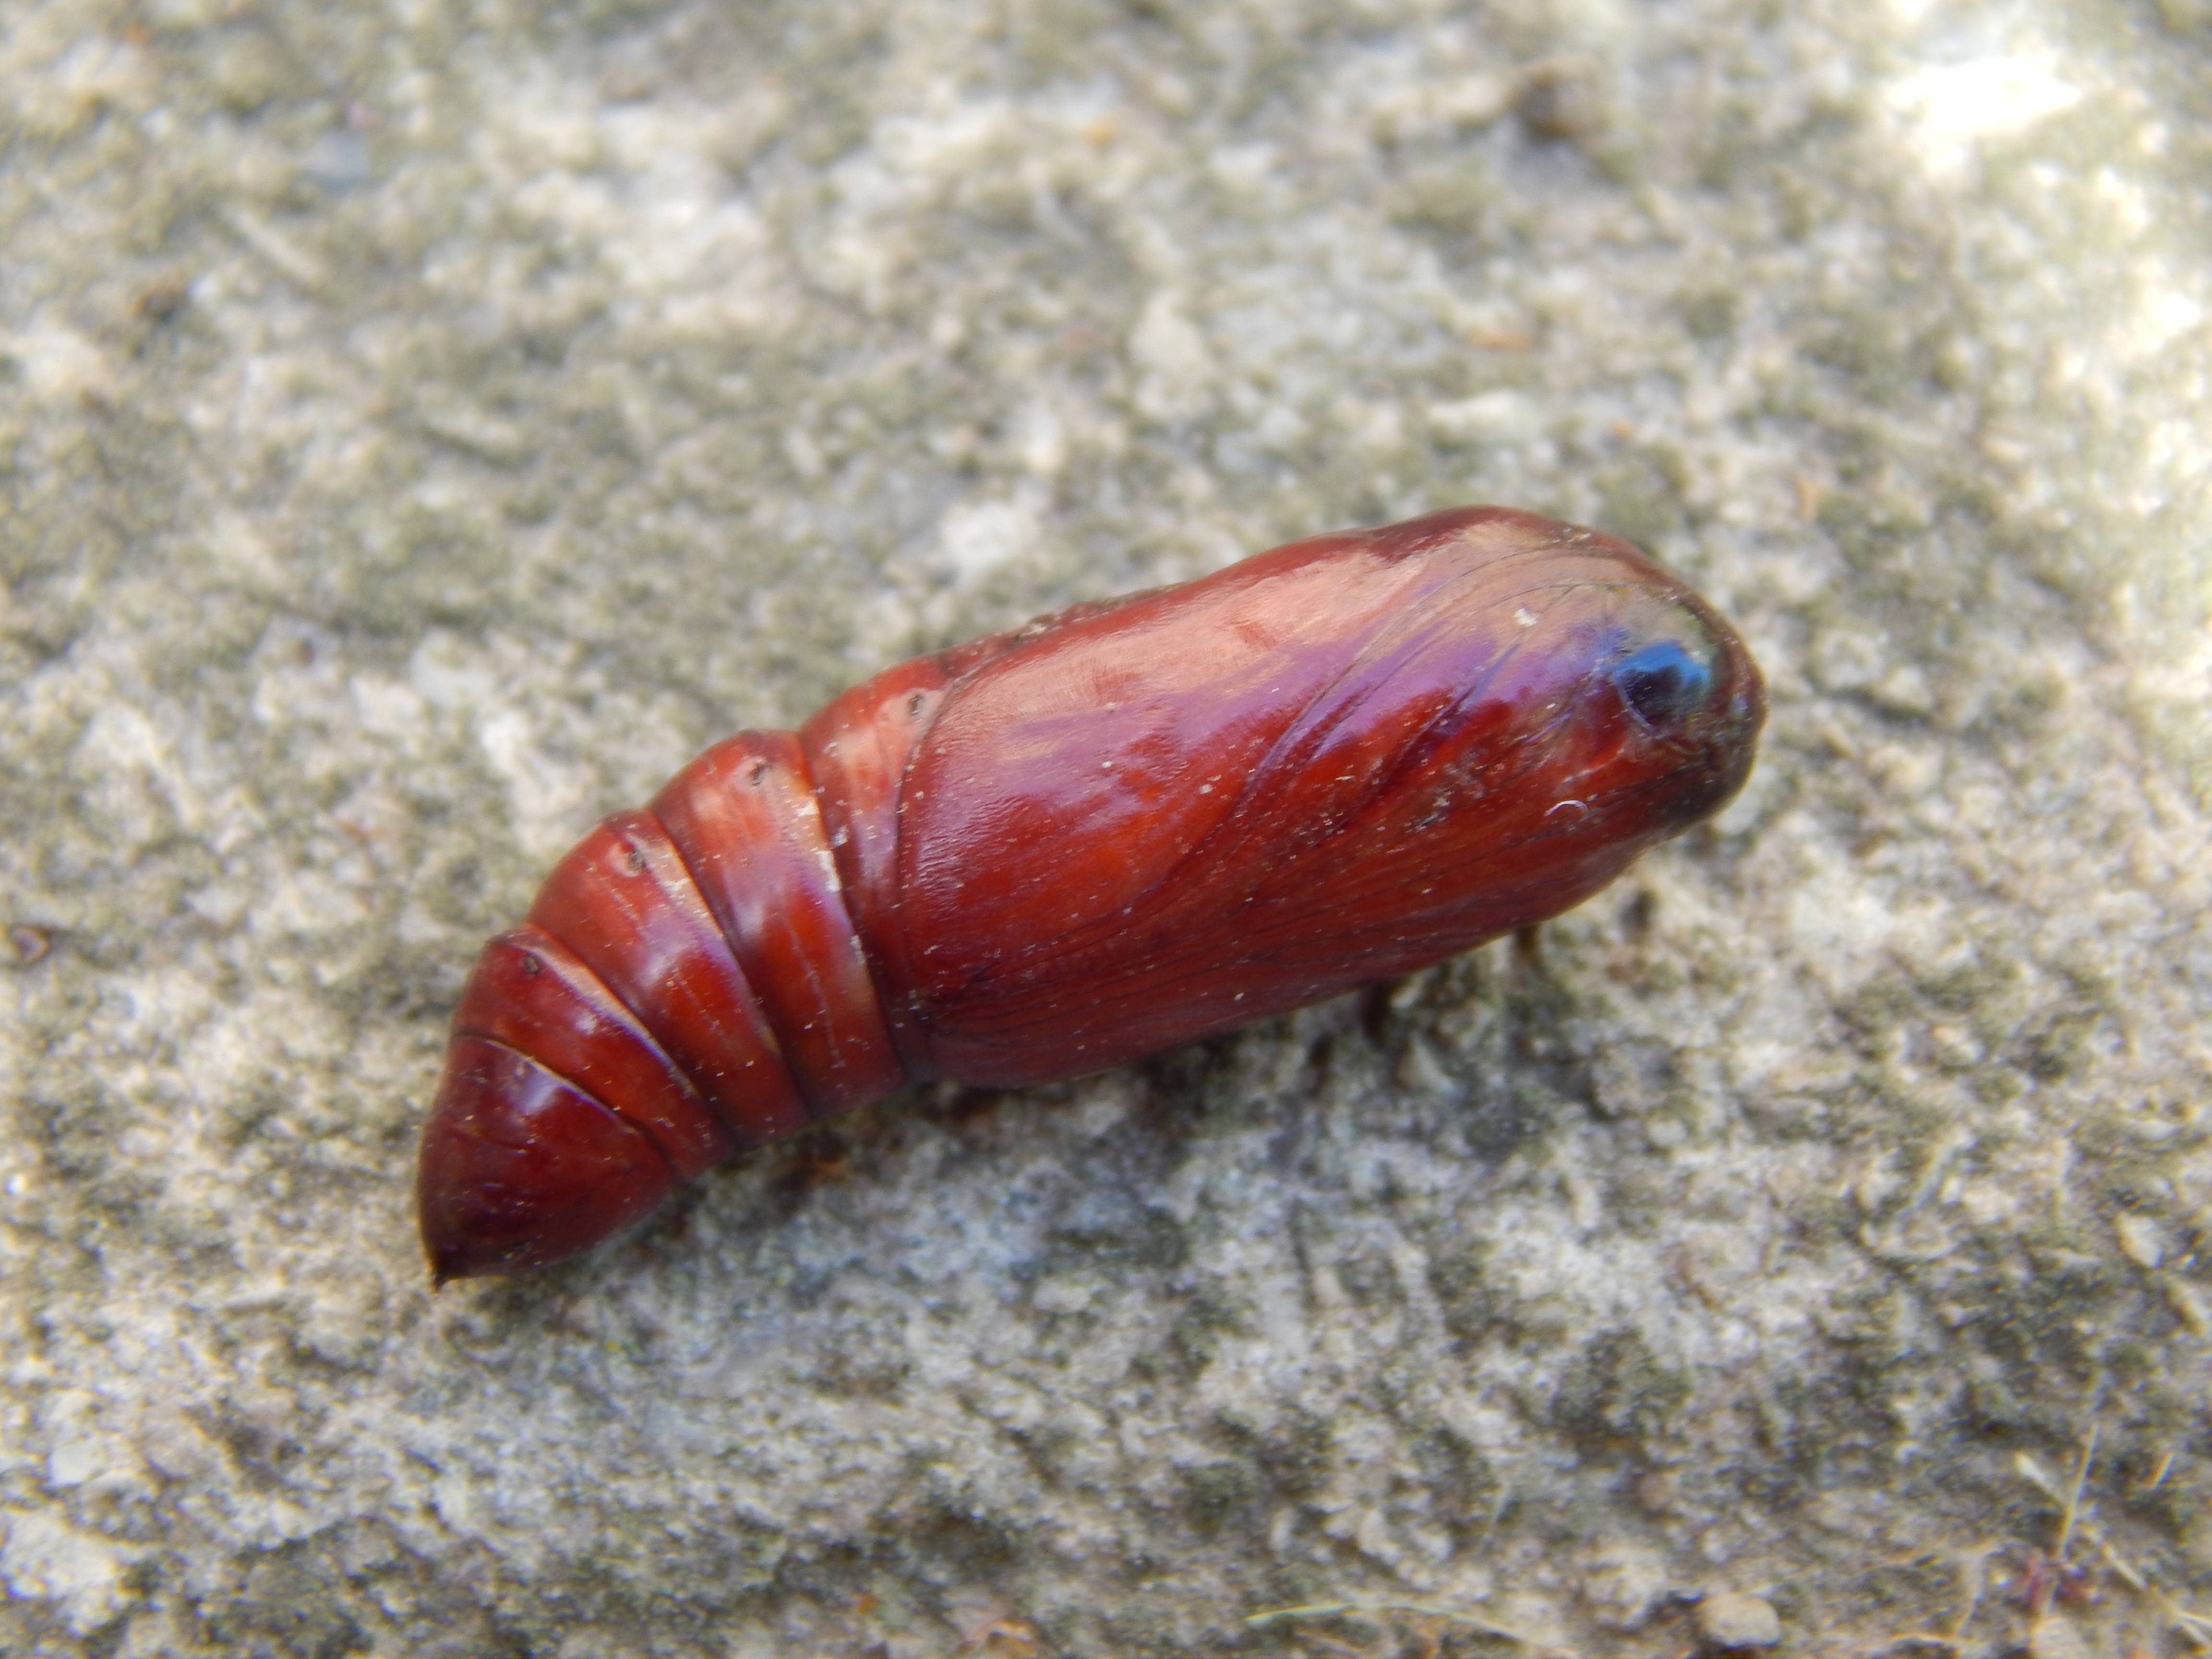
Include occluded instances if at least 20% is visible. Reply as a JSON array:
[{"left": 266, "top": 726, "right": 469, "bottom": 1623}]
[{"left": 1611, "top": 640, "right": 1713, "bottom": 728}]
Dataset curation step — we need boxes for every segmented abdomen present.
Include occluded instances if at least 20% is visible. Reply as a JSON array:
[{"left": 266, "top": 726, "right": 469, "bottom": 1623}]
[
  {"left": 420, "top": 731, "right": 909, "bottom": 1279},
  {"left": 417, "top": 506, "right": 1765, "bottom": 1282}
]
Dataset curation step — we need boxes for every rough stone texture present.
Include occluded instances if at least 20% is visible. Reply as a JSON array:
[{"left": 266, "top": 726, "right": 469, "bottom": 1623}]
[{"left": 3, "top": 1, "right": 2209, "bottom": 1656}]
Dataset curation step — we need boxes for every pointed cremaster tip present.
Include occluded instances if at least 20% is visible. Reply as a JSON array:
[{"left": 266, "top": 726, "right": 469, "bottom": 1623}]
[{"left": 417, "top": 1036, "right": 676, "bottom": 1280}]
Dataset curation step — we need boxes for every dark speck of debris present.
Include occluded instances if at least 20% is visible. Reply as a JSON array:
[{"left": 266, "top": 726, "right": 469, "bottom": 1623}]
[
  {"left": 135, "top": 275, "right": 191, "bottom": 322},
  {"left": 1515, "top": 60, "right": 1603, "bottom": 142},
  {"left": 9, "top": 925, "right": 55, "bottom": 967}
]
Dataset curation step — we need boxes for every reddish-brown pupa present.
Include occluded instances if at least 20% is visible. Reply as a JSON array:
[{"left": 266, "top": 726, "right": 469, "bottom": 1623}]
[{"left": 418, "top": 507, "right": 1764, "bottom": 1279}]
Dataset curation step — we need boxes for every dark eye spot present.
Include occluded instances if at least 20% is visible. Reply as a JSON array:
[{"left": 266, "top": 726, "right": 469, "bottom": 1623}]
[{"left": 1611, "top": 640, "right": 1713, "bottom": 728}]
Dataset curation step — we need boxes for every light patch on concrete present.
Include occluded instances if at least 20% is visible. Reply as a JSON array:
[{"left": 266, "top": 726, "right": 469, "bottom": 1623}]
[
  {"left": 1884, "top": 50, "right": 2084, "bottom": 181},
  {"left": 0, "top": 1511, "right": 132, "bottom": 1635}
]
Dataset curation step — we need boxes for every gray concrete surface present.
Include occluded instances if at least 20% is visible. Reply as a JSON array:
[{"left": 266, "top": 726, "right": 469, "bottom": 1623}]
[{"left": 3, "top": 1, "right": 2210, "bottom": 1655}]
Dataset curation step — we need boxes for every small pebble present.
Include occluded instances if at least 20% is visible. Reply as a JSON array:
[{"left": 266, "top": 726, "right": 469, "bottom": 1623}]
[
  {"left": 2115, "top": 1211, "right": 2169, "bottom": 1270},
  {"left": 1695, "top": 1591, "right": 1781, "bottom": 1651}
]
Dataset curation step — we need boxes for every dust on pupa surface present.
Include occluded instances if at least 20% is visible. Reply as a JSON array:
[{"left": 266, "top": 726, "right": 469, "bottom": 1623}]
[{"left": 2, "top": 1, "right": 2210, "bottom": 1656}]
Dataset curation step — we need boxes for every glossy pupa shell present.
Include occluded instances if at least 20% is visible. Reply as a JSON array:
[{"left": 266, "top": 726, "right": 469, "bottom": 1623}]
[{"left": 418, "top": 506, "right": 1764, "bottom": 1279}]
